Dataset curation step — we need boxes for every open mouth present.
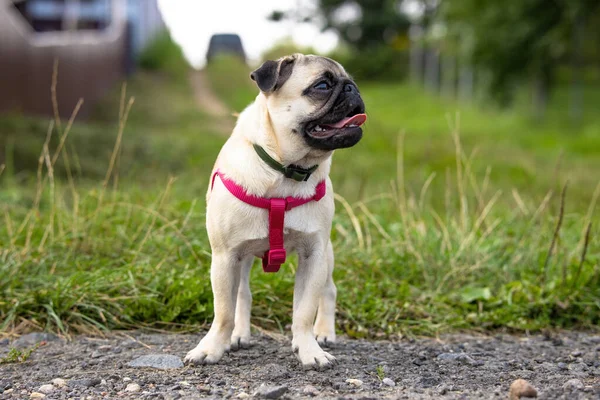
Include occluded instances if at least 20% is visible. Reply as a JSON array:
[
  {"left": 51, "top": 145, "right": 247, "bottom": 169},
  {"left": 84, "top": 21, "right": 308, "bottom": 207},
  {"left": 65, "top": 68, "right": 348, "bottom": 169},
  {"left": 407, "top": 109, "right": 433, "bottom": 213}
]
[{"left": 307, "top": 111, "right": 367, "bottom": 139}]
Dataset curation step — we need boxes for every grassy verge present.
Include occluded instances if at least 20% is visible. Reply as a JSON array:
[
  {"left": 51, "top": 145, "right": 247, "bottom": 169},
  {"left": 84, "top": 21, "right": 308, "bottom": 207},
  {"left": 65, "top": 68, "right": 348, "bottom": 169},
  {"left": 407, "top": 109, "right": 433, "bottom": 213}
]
[{"left": 0, "top": 55, "right": 598, "bottom": 338}]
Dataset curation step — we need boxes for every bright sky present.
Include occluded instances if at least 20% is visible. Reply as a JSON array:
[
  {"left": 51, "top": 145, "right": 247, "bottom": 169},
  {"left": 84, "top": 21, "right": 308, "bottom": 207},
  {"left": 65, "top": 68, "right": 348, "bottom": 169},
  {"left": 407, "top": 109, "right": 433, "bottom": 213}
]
[{"left": 157, "top": 0, "right": 339, "bottom": 69}]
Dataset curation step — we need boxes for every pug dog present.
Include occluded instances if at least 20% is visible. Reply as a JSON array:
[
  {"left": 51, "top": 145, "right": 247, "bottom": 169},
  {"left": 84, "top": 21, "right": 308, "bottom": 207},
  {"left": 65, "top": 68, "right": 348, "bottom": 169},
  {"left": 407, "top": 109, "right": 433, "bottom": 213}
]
[{"left": 184, "top": 53, "right": 366, "bottom": 369}]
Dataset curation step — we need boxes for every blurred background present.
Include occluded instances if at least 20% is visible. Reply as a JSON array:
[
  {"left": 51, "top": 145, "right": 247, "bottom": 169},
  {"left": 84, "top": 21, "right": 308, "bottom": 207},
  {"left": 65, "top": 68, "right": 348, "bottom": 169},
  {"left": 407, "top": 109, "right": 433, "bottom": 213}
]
[{"left": 1, "top": 0, "right": 599, "bottom": 336}]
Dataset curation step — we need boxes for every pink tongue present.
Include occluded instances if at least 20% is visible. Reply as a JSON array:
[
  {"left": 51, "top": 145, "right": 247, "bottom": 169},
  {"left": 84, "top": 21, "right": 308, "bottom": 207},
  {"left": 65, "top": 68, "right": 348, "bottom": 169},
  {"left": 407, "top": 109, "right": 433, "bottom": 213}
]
[{"left": 325, "top": 113, "right": 367, "bottom": 129}]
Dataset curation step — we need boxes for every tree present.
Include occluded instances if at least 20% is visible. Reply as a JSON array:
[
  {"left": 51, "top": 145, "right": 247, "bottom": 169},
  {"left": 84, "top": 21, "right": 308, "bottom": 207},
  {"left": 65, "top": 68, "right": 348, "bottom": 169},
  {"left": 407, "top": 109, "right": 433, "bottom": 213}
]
[
  {"left": 439, "top": 0, "right": 600, "bottom": 108},
  {"left": 318, "top": 0, "right": 411, "bottom": 50},
  {"left": 269, "top": 1, "right": 412, "bottom": 51}
]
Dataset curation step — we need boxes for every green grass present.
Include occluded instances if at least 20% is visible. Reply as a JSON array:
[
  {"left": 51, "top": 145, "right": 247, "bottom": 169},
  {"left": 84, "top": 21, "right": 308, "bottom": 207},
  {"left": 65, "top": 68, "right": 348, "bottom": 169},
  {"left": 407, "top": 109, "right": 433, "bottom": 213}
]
[
  {"left": 205, "top": 55, "right": 257, "bottom": 113},
  {"left": 0, "top": 55, "right": 598, "bottom": 339},
  {"left": 0, "top": 343, "right": 43, "bottom": 364}
]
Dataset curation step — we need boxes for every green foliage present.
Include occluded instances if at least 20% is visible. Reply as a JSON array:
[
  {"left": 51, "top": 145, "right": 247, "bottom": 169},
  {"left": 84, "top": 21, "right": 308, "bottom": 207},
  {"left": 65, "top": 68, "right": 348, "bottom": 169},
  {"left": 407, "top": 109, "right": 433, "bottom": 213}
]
[
  {"left": 376, "top": 365, "right": 385, "bottom": 380},
  {"left": 318, "top": 0, "right": 410, "bottom": 50},
  {"left": 138, "top": 31, "right": 189, "bottom": 79},
  {"left": 1, "top": 68, "right": 221, "bottom": 182},
  {"left": 332, "top": 47, "right": 409, "bottom": 82},
  {"left": 205, "top": 55, "right": 257, "bottom": 112},
  {"left": 439, "top": 0, "right": 600, "bottom": 106},
  {"left": 0, "top": 343, "right": 42, "bottom": 364},
  {"left": 260, "top": 38, "right": 318, "bottom": 62}
]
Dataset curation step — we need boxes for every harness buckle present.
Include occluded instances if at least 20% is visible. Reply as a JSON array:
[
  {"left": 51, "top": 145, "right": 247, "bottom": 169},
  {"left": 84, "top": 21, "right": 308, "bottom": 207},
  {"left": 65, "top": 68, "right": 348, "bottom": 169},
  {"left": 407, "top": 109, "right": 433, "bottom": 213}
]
[{"left": 262, "top": 248, "right": 287, "bottom": 273}]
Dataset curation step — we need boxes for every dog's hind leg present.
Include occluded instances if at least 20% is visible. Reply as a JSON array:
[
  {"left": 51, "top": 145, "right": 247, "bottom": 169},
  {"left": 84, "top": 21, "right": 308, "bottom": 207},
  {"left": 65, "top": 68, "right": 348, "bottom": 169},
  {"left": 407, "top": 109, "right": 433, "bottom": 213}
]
[
  {"left": 231, "top": 256, "right": 253, "bottom": 350},
  {"left": 314, "top": 239, "right": 337, "bottom": 347},
  {"left": 185, "top": 252, "right": 241, "bottom": 365}
]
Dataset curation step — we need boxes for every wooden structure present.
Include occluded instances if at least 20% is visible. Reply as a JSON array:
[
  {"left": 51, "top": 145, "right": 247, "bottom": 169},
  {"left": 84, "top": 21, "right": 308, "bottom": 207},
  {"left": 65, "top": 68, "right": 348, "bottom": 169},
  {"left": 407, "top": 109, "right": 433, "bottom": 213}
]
[{"left": 0, "top": 0, "right": 162, "bottom": 118}]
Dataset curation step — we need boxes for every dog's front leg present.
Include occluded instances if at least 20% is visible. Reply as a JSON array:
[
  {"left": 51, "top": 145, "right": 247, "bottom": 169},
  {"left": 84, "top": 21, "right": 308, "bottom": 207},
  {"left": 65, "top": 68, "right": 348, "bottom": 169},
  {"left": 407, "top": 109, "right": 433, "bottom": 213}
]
[
  {"left": 314, "top": 239, "right": 337, "bottom": 347},
  {"left": 231, "top": 256, "right": 253, "bottom": 350},
  {"left": 185, "top": 252, "right": 241, "bottom": 365},
  {"left": 292, "top": 239, "right": 337, "bottom": 369}
]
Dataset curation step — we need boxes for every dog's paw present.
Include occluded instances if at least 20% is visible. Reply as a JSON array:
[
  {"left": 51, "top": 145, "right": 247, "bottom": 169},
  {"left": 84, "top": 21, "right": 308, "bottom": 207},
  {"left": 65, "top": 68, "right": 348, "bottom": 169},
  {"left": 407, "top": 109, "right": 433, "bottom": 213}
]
[
  {"left": 294, "top": 347, "right": 337, "bottom": 370},
  {"left": 230, "top": 334, "right": 251, "bottom": 351},
  {"left": 315, "top": 331, "right": 336, "bottom": 348},
  {"left": 184, "top": 338, "right": 229, "bottom": 365},
  {"left": 292, "top": 337, "right": 337, "bottom": 370}
]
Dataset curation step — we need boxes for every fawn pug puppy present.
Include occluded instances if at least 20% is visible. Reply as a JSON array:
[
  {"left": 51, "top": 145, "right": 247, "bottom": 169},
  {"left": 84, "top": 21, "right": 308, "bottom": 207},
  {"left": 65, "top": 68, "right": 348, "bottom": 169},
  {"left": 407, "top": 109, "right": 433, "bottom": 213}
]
[{"left": 185, "top": 53, "right": 366, "bottom": 369}]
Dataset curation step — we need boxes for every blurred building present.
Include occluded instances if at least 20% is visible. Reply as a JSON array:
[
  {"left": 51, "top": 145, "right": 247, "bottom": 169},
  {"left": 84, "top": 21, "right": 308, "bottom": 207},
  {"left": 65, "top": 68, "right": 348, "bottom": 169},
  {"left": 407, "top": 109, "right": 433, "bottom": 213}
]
[{"left": 0, "top": 0, "right": 165, "bottom": 118}]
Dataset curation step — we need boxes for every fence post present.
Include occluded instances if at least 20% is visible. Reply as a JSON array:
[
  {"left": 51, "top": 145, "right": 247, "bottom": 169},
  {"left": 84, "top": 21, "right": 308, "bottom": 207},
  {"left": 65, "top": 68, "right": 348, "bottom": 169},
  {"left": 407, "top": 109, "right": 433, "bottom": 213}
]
[
  {"left": 409, "top": 24, "right": 424, "bottom": 84},
  {"left": 569, "top": 11, "right": 585, "bottom": 122},
  {"left": 424, "top": 47, "right": 440, "bottom": 93},
  {"left": 458, "top": 61, "right": 473, "bottom": 102},
  {"left": 441, "top": 53, "right": 456, "bottom": 99}
]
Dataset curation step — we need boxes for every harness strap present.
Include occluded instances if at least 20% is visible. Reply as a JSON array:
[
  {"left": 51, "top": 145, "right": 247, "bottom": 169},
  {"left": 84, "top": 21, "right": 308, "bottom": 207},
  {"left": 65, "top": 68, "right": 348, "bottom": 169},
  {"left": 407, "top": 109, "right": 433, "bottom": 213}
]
[{"left": 211, "top": 171, "right": 326, "bottom": 272}]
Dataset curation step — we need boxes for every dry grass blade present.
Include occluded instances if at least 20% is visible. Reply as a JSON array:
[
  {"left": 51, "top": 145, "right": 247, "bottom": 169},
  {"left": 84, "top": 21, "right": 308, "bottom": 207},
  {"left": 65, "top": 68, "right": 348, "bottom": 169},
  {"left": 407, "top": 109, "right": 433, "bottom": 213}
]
[
  {"left": 97, "top": 86, "right": 135, "bottom": 211},
  {"left": 431, "top": 209, "right": 453, "bottom": 253},
  {"left": 132, "top": 177, "right": 176, "bottom": 264},
  {"left": 50, "top": 99, "right": 84, "bottom": 167},
  {"left": 3, "top": 208, "right": 15, "bottom": 251},
  {"left": 576, "top": 181, "right": 600, "bottom": 254},
  {"left": 542, "top": 182, "right": 568, "bottom": 281},
  {"left": 418, "top": 172, "right": 436, "bottom": 211},
  {"left": 22, "top": 122, "right": 54, "bottom": 253},
  {"left": 117, "top": 332, "right": 152, "bottom": 349},
  {"left": 452, "top": 190, "right": 502, "bottom": 262},
  {"left": 334, "top": 193, "right": 364, "bottom": 250},
  {"left": 447, "top": 112, "right": 468, "bottom": 232},
  {"left": 573, "top": 222, "right": 592, "bottom": 288},
  {"left": 357, "top": 202, "right": 392, "bottom": 241},
  {"left": 0, "top": 164, "right": 5, "bottom": 177},
  {"left": 512, "top": 188, "right": 529, "bottom": 215},
  {"left": 51, "top": 58, "right": 62, "bottom": 133}
]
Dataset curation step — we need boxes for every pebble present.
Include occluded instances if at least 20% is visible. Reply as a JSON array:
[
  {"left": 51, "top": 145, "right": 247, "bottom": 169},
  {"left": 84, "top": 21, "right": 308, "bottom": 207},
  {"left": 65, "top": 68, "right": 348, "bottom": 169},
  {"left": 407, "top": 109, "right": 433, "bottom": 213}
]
[
  {"left": 125, "top": 383, "right": 141, "bottom": 392},
  {"left": 346, "top": 378, "right": 363, "bottom": 387},
  {"left": 38, "top": 385, "right": 54, "bottom": 394},
  {"left": 197, "top": 385, "right": 211, "bottom": 393},
  {"left": 557, "top": 362, "right": 568, "bottom": 371},
  {"left": 382, "top": 378, "right": 396, "bottom": 387},
  {"left": 509, "top": 379, "right": 537, "bottom": 400},
  {"left": 437, "top": 353, "right": 477, "bottom": 365},
  {"left": 437, "top": 384, "right": 454, "bottom": 395},
  {"left": 13, "top": 333, "right": 58, "bottom": 348},
  {"left": 302, "top": 385, "right": 320, "bottom": 396},
  {"left": 255, "top": 384, "right": 288, "bottom": 399},
  {"left": 128, "top": 354, "right": 184, "bottom": 369},
  {"left": 237, "top": 392, "right": 250, "bottom": 399},
  {"left": 91, "top": 351, "right": 103, "bottom": 358},
  {"left": 123, "top": 377, "right": 132, "bottom": 382},
  {"left": 563, "top": 379, "right": 584, "bottom": 391},
  {"left": 51, "top": 378, "right": 67, "bottom": 388},
  {"left": 0, "top": 338, "right": 9, "bottom": 346},
  {"left": 30, "top": 393, "right": 45, "bottom": 399},
  {"left": 68, "top": 378, "right": 101, "bottom": 388}
]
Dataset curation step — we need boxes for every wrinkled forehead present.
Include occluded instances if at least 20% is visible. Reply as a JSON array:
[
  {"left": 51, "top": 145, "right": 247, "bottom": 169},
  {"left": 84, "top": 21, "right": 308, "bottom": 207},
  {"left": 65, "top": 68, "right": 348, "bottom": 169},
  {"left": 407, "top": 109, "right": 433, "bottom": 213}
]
[{"left": 286, "top": 55, "right": 349, "bottom": 88}]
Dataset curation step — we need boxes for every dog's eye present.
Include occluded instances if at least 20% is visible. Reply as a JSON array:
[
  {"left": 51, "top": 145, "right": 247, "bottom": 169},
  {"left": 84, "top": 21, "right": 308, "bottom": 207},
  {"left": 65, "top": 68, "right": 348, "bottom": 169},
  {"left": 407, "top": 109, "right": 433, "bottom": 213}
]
[{"left": 313, "top": 81, "right": 331, "bottom": 91}]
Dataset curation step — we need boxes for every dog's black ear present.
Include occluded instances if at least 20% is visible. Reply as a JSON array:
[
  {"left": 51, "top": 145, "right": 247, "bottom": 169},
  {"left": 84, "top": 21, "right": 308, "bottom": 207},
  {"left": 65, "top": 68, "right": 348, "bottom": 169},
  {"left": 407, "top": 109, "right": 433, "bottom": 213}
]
[{"left": 250, "top": 57, "right": 295, "bottom": 93}]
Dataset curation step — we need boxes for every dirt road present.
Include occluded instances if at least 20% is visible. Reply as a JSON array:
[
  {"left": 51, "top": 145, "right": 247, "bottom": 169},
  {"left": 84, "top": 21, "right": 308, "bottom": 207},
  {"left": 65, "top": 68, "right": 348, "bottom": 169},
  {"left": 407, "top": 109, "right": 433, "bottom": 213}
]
[
  {"left": 189, "top": 70, "right": 235, "bottom": 135},
  {"left": 1, "top": 331, "right": 599, "bottom": 399}
]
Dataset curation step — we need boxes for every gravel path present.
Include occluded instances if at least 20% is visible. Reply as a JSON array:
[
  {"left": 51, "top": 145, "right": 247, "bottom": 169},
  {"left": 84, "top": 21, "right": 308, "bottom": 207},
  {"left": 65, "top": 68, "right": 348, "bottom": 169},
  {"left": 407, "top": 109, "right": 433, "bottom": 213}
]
[{"left": 1, "top": 331, "right": 599, "bottom": 399}]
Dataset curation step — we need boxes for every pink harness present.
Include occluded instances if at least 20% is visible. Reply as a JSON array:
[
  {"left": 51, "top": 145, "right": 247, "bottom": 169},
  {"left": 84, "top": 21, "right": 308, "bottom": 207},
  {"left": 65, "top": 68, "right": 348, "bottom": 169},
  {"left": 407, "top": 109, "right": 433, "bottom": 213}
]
[{"left": 211, "top": 171, "right": 327, "bottom": 272}]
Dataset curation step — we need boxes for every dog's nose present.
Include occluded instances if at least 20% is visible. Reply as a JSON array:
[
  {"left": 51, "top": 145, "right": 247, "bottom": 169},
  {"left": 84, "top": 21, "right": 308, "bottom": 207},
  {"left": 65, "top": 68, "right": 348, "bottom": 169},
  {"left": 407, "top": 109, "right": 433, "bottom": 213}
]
[{"left": 344, "top": 83, "right": 354, "bottom": 93}]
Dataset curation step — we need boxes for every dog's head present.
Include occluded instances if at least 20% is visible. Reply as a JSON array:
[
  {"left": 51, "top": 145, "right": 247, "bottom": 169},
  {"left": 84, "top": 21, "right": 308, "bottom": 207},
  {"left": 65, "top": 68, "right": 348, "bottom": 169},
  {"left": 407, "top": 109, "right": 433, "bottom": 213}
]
[{"left": 250, "top": 54, "right": 366, "bottom": 153}]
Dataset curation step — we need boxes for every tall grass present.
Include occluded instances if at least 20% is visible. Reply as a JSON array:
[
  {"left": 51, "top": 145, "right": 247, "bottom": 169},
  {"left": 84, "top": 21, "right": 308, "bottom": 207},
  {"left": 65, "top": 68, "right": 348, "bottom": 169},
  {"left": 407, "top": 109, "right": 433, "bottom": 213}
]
[
  {"left": 1, "top": 56, "right": 598, "bottom": 339},
  {"left": 1, "top": 85, "right": 598, "bottom": 338}
]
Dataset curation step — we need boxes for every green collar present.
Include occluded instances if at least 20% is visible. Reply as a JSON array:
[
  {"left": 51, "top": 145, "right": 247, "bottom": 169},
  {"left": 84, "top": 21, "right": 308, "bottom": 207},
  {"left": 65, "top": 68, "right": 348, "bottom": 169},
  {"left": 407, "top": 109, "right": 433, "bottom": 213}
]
[{"left": 253, "top": 144, "right": 318, "bottom": 182}]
